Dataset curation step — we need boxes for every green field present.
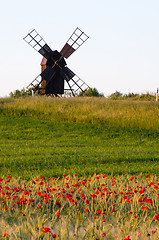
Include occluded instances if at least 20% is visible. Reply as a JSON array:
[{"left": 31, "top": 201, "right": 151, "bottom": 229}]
[{"left": 0, "top": 97, "right": 159, "bottom": 179}]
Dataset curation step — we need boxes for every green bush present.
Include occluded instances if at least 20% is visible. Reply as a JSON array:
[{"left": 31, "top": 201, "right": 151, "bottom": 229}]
[{"left": 79, "top": 87, "right": 104, "bottom": 97}]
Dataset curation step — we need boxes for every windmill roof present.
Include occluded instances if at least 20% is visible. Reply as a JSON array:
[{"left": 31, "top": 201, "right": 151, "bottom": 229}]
[{"left": 41, "top": 57, "right": 47, "bottom": 65}]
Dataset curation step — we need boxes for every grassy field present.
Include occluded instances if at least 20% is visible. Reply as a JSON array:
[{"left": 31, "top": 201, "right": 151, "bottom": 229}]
[
  {"left": 0, "top": 96, "right": 159, "bottom": 179},
  {"left": 0, "top": 96, "right": 159, "bottom": 239}
]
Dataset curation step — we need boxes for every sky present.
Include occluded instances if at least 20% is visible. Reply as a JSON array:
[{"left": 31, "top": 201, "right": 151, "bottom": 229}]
[{"left": 1, "top": 0, "right": 159, "bottom": 97}]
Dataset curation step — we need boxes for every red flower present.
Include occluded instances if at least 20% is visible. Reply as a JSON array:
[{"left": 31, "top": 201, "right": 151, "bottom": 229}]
[
  {"left": 38, "top": 205, "right": 42, "bottom": 209},
  {"left": 52, "top": 234, "right": 58, "bottom": 238},
  {"left": 85, "top": 208, "right": 89, "bottom": 213},
  {"left": 57, "top": 212, "right": 60, "bottom": 219},
  {"left": 7, "top": 175, "right": 11, "bottom": 179},
  {"left": 44, "top": 199, "right": 49, "bottom": 204},
  {"left": 4, "top": 207, "right": 8, "bottom": 211},
  {"left": 142, "top": 206, "right": 149, "bottom": 210},
  {"left": 145, "top": 174, "right": 149, "bottom": 178},
  {"left": 91, "top": 194, "right": 96, "bottom": 198},
  {"left": 102, "top": 233, "right": 106, "bottom": 237},
  {"left": 85, "top": 200, "right": 89, "bottom": 204},
  {"left": 153, "top": 214, "right": 159, "bottom": 221},
  {"left": 111, "top": 208, "right": 115, "bottom": 213},
  {"left": 42, "top": 227, "right": 51, "bottom": 233},
  {"left": 102, "top": 219, "right": 106, "bottom": 222},
  {"left": 23, "top": 191, "right": 29, "bottom": 195},
  {"left": 124, "top": 236, "right": 131, "bottom": 240},
  {"left": 3, "top": 232, "right": 8, "bottom": 237}
]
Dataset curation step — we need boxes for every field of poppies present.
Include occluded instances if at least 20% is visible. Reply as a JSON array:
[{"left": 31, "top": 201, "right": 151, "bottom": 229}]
[{"left": 0, "top": 173, "right": 159, "bottom": 239}]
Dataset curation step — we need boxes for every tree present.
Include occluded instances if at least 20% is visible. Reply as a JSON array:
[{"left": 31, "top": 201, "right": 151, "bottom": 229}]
[
  {"left": 78, "top": 88, "right": 104, "bottom": 97},
  {"left": 108, "top": 91, "right": 123, "bottom": 99}
]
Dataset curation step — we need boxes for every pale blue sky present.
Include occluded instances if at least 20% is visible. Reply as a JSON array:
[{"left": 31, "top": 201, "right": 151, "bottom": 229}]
[{"left": 1, "top": 0, "right": 159, "bottom": 97}]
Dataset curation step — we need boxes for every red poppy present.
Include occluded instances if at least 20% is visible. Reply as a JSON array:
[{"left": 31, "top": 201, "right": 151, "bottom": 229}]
[
  {"left": 124, "top": 236, "right": 131, "bottom": 240},
  {"left": 111, "top": 208, "right": 115, "bottom": 213},
  {"left": 128, "top": 211, "right": 133, "bottom": 215},
  {"left": 142, "top": 206, "right": 149, "bottom": 210},
  {"left": 85, "top": 208, "right": 89, "bottom": 213},
  {"left": 153, "top": 214, "right": 159, "bottom": 221},
  {"left": 57, "top": 212, "right": 60, "bottom": 218},
  {"left": 102, "top": 233, "right": 106, "bottom": 237},
  {"left": 145, "top": 174, "right": 149, "bottom": 178},
  {"left": 3, "top": 232, "right": 8, "bottom": 237},
  {"left": 42, "top": 227, "right": 51, "bottom": 233},
  {"left": 85, "top": 200, "right": 89, "bottom": 204},
  {"left": 52, "top": 234, "right": 58, "bottom": 238}
]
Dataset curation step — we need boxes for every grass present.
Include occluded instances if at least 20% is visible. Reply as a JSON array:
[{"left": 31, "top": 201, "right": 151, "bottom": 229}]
[
  {"left": 0, "top": 96, "right": 159, "bottom": 179},
  {"left": 0, "top": 96, "right": 159, "bottom": 239},
  {"left": 1, "top": 96, "right": 159, "bottom": 130}
]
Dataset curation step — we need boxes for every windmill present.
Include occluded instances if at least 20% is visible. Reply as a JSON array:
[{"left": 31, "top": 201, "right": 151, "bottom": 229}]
[{"left": 23, "top": 28, "right": 90, "bottom": 96}]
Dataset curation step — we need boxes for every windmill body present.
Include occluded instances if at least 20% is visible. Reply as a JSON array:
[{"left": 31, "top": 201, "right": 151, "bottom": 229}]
[{"left": 23, "top": 28, "right": 90, "bottom": 96}]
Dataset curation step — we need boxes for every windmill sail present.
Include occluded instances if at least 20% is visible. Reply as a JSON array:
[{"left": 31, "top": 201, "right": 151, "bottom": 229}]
[{"left": 60, "top": 27, "right": 89, "bottom": 59}]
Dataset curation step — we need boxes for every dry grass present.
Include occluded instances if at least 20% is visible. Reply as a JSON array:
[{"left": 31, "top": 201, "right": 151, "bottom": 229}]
[{"left": 1, "top": 96, "right": 159, "bottom": 130}]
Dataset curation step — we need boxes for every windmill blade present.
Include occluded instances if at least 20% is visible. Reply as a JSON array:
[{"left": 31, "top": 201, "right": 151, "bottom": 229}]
[
  {"left": 26, "top": 74, "right": 41, "bottom": 90},
  {"left": 63, "top": 67, "right": 90, "bottom": 95},
  {"left": 40, "top": 66, "right": 56, "bottom": 82},
  {"left": 63, "top": 66, "right": 75, "bottom": 81},
  {"left": 26, "top": 66, "right": 56, "bottom": 93},
  {"left": 23, "top": 29, "right": 52, "bottom": 59},
  {"left": 60, "top": 27, "right": 89, "bottom": 59}
]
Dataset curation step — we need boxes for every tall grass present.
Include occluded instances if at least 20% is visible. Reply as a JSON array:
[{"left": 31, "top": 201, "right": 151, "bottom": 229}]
[{"left": 1, "top": 96, "right": 159, "bottom": 130}]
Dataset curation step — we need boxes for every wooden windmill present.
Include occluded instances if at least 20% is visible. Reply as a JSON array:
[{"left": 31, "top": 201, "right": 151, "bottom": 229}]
[{"left": 23, "top": 28, "right": 90, "bottom": 96}]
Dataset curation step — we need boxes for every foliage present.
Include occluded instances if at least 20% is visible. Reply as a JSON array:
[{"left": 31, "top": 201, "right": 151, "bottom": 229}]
[
  {"left": 9, "top": 88, "right": 29, "bottom": 98},
  {"left": 79, "top": 88, "right": 104, "bottom": 97},
  {"left": 108, "top": 91, "right": 123, "bottom": 99},
  {"left": 9, "top": 85, "right": 41, "bottom": 98},
  {"left": 108, "top": 91, "right": 156, "bottom": 101},
  {"left": 0, "top": 174, "right": 159, "bottom": 239}
]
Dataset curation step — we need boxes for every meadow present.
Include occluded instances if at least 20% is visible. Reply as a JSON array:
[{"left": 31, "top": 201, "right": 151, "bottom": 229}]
[
  {"left": 0, "top": 96, "right": 159, "bottom": 239},
  {"left": 0, "top": 96, "right": 159, "bottom": 178}
]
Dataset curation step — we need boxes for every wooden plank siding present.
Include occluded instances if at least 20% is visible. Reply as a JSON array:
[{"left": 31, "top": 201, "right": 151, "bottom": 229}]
[{"left": 41, "top": 64, "right": 47, "bottom": 94}]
